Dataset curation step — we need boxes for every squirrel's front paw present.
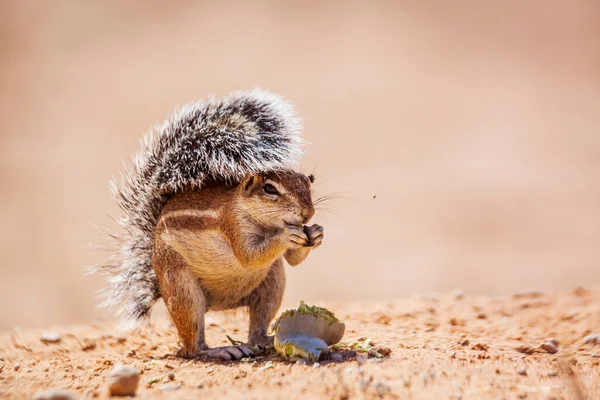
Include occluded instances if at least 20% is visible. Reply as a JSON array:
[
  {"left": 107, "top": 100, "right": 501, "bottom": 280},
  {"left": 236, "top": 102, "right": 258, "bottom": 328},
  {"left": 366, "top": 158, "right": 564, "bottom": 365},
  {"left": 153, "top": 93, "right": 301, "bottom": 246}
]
[
  {"left": 284, "top": 225, "right": 309, "bottom": 249},
  {"left": 303, "top": 224, "right": 324, "bottom": 248}
]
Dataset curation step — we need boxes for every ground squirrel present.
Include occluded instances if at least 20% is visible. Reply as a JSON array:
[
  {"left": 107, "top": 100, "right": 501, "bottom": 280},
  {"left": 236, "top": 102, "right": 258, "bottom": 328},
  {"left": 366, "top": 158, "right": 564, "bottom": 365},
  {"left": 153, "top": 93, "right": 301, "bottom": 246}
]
[{"left": 94, "top": 89, "right": 323, "bottom": 359}]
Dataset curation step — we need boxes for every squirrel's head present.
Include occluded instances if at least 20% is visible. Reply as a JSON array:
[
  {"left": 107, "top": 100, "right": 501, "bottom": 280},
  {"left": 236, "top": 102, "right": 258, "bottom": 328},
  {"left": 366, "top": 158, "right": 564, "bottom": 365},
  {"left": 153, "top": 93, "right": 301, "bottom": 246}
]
[{"left": 237, "top": 170, "right": 315, "bottom": 228}]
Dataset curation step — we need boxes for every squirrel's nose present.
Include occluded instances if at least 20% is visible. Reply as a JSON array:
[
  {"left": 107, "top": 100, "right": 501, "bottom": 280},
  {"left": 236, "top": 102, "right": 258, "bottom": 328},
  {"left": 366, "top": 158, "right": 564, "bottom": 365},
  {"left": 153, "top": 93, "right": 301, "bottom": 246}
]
[{"left": 301, "top": 207, "right": 315, "bottom": 223}]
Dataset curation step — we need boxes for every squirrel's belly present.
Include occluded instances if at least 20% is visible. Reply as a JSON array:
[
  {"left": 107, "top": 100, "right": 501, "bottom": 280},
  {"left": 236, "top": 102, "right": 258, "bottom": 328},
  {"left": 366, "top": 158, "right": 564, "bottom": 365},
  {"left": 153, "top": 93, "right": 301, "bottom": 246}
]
[{"left": 160, "top": 229, "right": 270, "bottom": 308}]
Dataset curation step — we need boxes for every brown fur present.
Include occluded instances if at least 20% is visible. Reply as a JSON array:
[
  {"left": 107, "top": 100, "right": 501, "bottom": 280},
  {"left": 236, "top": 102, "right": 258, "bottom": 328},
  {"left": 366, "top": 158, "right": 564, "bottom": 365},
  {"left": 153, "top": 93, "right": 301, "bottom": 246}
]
[{"left": 152, "top": 170, "right": 322, "bottom": 357}]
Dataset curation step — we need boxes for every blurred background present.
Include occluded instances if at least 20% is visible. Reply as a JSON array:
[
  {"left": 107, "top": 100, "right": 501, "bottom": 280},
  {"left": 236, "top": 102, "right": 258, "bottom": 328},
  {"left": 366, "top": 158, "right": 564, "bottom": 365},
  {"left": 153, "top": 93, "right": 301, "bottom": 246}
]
[{"left": 1, "top": 1, "right": 599, "bottom": 330}]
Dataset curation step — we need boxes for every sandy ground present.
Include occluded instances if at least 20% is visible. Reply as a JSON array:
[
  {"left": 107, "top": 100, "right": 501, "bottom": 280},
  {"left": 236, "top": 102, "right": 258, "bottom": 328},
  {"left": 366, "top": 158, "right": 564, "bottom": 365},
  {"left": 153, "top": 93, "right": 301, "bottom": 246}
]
[
  {"left": 2, "top": 1, "right": 600, "bottom": 331},
  {"left": 1, "top": 288, "right": 599, "bottom": 399}
]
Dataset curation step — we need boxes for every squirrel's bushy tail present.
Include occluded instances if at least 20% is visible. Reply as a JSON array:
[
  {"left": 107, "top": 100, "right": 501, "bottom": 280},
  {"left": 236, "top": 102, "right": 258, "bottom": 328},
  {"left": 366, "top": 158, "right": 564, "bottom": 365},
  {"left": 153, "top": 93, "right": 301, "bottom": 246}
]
[{"left": 93, "top": 89, "right": 303, "bottom": 328}]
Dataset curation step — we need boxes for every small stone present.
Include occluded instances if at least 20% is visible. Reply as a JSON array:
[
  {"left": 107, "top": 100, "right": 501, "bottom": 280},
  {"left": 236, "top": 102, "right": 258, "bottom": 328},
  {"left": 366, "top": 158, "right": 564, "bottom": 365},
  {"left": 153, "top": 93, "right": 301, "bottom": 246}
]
[
  {"left": 472, "top": 343, "right": 489, "bottom": 351},
  {"left": 258, "top": 361, "right": 274, "bottom": 371},
  {"left": 33, "top": 390, "right": 76, "bottom": 400},
  {"left": 540, "top": 341, "right": 559, "bottom": 354},
  {"left": 517, "top": 367, "right": 527, "bottom": 376},
  {"left": 81, "top": 340, "right": 96, "bottom": 351},
  {"left": 544, "top": 338, "right": 559, "bottom": 347},
  {"left": 330, "top": 353, "right": 343, "bottom": 362},
  {"left": 313, "top": 362, "right": 320, "bottom": 368},
  {"left": 376, "top": 347, "right": 392, "bottom": 357},
  {"left": 108, "top": 364, "right": 139, "bottom": 396},
  {"left": 14, "top": 364, "right": 20, "bottom": 371},
  {"left": 40, "top": 333, "right": 62, "bottom": 344},
  {"left": 159, "top": 383, "right": 180, "bottom": 391},
  {"left": 548, "top": 371, "right": 558, "bottom": 377},
  {"left": 583, "top": 334, "right": 600, "bottom": 345},
  {"left": 126, "top": 349, "right": 136, "bottom": 357},
  {"left": 167, "top": 372, "right": 175, "bottom": 380}
]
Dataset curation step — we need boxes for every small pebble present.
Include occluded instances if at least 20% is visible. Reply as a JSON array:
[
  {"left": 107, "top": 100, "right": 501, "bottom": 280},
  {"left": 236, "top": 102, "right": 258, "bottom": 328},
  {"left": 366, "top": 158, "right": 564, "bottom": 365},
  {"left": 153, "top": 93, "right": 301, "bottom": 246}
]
[
  {"left": 167, "top": 372, "right": 175, "bottom": 380},
  {"left": 517, "top": 367, "right": 527, "bottom": 376},
  {"left": 40, "top": 333, "right": 62, "bottom": 344},
  {"left": 548, "top": 371, "right": 557, "bottom": 377},
  {"left": 81, "top": 340, "right": 96, "bottom": 351},
  {"left": 33, "top": 390, "right": 76, "bottom": 400},
  {"left": 544, "top": 338, "right": 559, "bottom": 346},
  {"left": 472, "top": 343, "right": 489, "bottom": 351},
  {"left": 583, "top": 334, "right": 600, "bottom": 345},
  {"left": 330, "top": 353, "right": 343, "bottom": 362},
  {"left": 108, "top": 364, "right": 140, "bottom": 396},
  {"left": 160, "top": 383, "right": 180, "bottom": 391},
  {"left": 14, "top": 364, "right": 20, "bottom": 371},
  {"left": 258, "top": 361, "right": 274, "bottom": 371},
  {"left": 313, "top": 362, "right": 320, "bottom": 368},
  {"left": 540, "top": 341, "right": 559, "bottom": 354}
]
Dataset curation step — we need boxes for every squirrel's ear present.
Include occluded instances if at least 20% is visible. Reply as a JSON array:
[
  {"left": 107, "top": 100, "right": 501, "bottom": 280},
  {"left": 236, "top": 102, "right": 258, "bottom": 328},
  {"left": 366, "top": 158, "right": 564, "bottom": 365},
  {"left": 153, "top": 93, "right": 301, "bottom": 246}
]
[{"left": 241, "top": 174, "right": 258, "bottom": 195}]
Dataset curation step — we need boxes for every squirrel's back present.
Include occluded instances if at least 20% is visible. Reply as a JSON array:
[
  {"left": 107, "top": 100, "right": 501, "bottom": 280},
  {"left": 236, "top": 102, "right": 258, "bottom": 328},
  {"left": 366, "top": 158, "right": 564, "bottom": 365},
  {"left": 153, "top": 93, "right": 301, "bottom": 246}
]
[{"left": 93, "top": 89, "right": 303, "bottom": 327}]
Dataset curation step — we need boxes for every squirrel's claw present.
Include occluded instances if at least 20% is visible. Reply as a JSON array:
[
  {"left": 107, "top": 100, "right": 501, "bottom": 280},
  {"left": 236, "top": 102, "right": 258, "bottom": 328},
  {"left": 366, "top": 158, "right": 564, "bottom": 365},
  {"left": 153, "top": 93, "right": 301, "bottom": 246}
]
[{"left": 202, "top": 345, "right": 254, "bottom": 361}]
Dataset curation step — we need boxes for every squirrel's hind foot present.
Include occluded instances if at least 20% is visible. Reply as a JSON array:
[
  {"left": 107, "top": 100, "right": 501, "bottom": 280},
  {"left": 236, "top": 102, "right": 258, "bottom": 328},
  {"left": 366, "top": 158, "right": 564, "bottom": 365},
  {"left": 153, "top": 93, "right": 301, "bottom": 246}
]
[{"left": 202, "top": 345, "right": 255, "bottom": 361}]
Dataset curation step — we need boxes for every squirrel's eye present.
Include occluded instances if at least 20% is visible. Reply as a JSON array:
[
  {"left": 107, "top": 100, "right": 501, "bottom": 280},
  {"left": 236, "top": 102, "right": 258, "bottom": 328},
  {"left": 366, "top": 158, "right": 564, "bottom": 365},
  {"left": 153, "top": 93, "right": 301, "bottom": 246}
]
[{"left": 263, "top": 183, "right": 279, "bottom": 195}]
